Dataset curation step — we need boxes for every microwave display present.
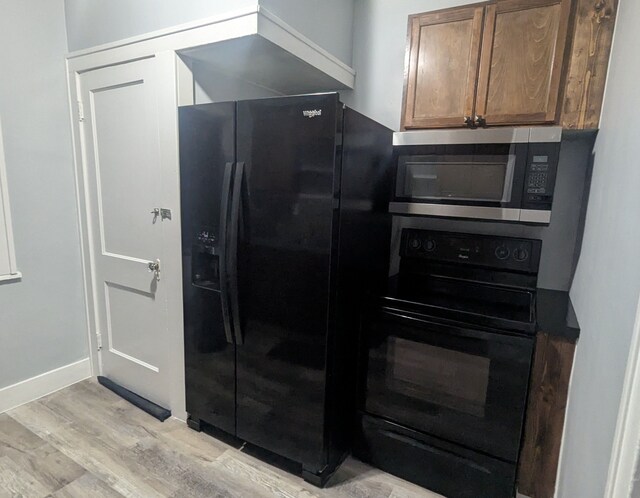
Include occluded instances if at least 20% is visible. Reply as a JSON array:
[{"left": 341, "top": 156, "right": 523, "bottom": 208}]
[{"left": 396, "top": 154, "right": 516, "bottom": 203}]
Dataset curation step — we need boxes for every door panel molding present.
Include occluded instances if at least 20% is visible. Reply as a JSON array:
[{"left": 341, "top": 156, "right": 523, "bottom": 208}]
[
  {"left": 103, "top": 281, "right": 161, "bottom": 374},
  {"left": 87, "top": 69, "right": 162, "bottom": 262}
]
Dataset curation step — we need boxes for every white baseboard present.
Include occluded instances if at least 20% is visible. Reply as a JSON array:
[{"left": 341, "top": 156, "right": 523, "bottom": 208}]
[
  {"left": 0, "top": 358, "right": 92, "bottom": 413},
  {"left": 172, "top": 409, "right": 188, "bottom": 423}
]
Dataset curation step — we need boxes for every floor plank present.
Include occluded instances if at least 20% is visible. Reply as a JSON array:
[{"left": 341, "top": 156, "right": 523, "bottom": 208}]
[
  {"left": 0, "top": 456, "right": 52, "bottom": 498},
  {"left": 49, "top": 472, "right": 125, "bottom": 498},
  {"left": 4, "top": 380, "right": 442, "bottom": 498}
]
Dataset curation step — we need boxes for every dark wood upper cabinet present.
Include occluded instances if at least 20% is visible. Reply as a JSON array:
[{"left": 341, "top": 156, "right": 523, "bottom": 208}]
[
  {"left": 475, "top": 0, "right": 572, "bottom": 126},
  {"left": 402, "top": 6, "right": 485, "bottom": 129},
  {"left": 401, "top": 0, "right": 615, "bottom": 130}
]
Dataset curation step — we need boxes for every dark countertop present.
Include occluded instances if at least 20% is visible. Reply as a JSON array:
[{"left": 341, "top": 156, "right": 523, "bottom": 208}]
[{"left": 536, "top": 288, "right": 580, "bottom": 342}]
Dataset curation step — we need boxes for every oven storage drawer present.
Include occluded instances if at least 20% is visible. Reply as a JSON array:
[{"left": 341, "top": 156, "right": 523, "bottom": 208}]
[{"left": 354, "top": 413, "right": 516, "bottom": 498}]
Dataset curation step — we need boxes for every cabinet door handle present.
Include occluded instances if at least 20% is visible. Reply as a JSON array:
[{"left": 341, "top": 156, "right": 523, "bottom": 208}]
[
  {"left": 464, "top": 116, "right": 474, "bottom": 128},
  {"left": 474, "top": 115, "right": 486, "bottom": 127}
]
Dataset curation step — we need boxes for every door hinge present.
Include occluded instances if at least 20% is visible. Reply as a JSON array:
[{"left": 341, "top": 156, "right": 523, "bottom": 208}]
[
  {"left": 77, "top": 100, "right": 85, "bottom": 122},
  {"left": 96, "top": 332, "right": 103, "bottom": 352}
]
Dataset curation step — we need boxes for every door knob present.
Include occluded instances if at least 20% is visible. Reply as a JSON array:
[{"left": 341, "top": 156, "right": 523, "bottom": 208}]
[{"left": 148, "top": 259, "right": 161, "bottom": 281}]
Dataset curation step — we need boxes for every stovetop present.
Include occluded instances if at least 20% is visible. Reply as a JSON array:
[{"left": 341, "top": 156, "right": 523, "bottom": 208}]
[{"left": 385, "top": 229, "right": 543, "bottom": 334}]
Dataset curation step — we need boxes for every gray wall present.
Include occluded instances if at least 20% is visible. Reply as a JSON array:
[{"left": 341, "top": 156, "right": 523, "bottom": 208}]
[
  {"left": 260, "top": 0, "right": 355, "bottom": 65},
  {"left": 634, "top": 455, "right": 640, "bottom": 498},
  {"left": 558, "top": 0, "right": 640, "bottom": 495},
  {"left": 64, "top": 0, "right": 256, "bottom": 53},
  {"left": 64, "top": 0, "right": 355, "bottom": 64},
  {"left": 344, "top": 0, "right": 474, "bottom": 129},
  {"left": 0, "top": 0, "right": 88, "bottom": 389}
]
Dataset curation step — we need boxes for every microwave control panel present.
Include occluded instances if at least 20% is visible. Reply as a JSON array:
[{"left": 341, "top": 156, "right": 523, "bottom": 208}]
[{"left": 523, "top": 143, "right": 559, "bottom": 209}]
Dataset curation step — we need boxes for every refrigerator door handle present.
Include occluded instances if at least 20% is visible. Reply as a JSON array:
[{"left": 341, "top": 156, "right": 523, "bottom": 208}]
[
  {"left": 219, "top": 161, "right": 235, "bottom": 344},
  {"left": 229, "top": 161, "right": 244, "bottom": 345}
]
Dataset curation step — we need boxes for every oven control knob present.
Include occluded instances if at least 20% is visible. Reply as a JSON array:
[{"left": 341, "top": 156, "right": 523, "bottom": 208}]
[
  {"left": 409, "top": 238, "right": 421, "bottom": 250},
  {"left": 495, "top": 245, "right": 510, "bottom": 260},
  {"left": 514, "top": 247, "right": 529, "bottom": 262},
  {"left": 424, "top": 239, "right": 436, "bottom": 252}
]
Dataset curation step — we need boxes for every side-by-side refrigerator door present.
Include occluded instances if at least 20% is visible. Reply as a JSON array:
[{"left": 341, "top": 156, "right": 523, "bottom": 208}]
[
  {"left": 179, "top": 102, "right": 237, "bottom": 435},
  {"left": 234, "top": 94, "right": 341, "bottom": 472}
]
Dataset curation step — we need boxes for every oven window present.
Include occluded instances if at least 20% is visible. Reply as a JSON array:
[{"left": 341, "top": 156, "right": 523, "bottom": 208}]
[
  {"left": 388, "top": 337, "right": 490, "bottom": 417},
  {"left": 396, "top": 155, "right": 516, "bottom": 202}
]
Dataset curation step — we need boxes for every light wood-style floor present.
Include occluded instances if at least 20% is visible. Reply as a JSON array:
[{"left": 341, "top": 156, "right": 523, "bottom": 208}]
[{"left": 0, "top": 380, "right": 442, "bottom": 497}]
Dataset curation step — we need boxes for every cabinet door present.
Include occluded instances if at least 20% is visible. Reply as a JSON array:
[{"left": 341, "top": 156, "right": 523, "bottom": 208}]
[
  {"left": 475, "top": 0, "right": 572, "bottom": 126},
  {"left": 402, "top": 6, "right": 485, "bottom": 129}
]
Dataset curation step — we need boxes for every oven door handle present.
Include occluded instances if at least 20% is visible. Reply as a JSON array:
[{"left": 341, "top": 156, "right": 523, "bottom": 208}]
[
  {"left": 377, "top": 308, "right": 531, "bottom": 346},
  {"left": 380, "top": 430, "right": 492, "bottom": 475}
]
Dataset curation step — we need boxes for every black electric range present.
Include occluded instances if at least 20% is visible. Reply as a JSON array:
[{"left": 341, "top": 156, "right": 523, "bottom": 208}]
[{"left": 355, "top": 229, "right": 542, "bottom": 498}]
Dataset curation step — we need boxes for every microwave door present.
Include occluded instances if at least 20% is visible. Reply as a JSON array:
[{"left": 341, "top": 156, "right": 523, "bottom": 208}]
[
  {"left": 404, "top": 171, "right": 438, "bottom": 198},
  {"left": 390, "top": 143, "right": 530, "bottom": 222},
  {"left": 397, "top": 157, "right": 516, "bottom": 203}
]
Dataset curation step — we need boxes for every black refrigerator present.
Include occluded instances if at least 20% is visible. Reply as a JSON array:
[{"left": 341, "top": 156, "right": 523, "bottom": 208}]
[{"left": 179, "top": 93, "right": 392, "bottom": 485}]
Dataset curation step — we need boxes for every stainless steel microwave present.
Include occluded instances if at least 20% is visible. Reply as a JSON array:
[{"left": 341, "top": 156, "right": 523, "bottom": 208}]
[{"left": 389, "top": 127, "right": 562, "bottom": 224}]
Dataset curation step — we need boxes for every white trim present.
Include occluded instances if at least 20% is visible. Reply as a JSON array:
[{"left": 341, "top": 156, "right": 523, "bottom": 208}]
[
  {"left": 258, "top": 6, "right": 356, "bottom": 84},
  {"left": 64, "top": 4, "right": 356, "bottom": 84},
  {"left": 66, "top": 5, "right": 261, "bottom": 59},
  {"left": 156, "top": 51, "right": 188, "bottom": 422},
  {"left": 605, "top": 295, "right": 640, "bottom": 498},
  {"left": 0, "top": 358, "right": 92, "bottom": 413},
  {"left": 67, "top": 14, "right": 260, "bottom": 74},
  {"left": 0, "top": 271, "right": 21, "bottom": 282},
  {"left": 66, "top": 60, "right": 100, "bottom": 381},
  {"left": 0, "top": 117, "right": 20, "bottom": 279},
  {"left": 65, "top": 8, "right": 354, "bottom": 90},
  {"left": 176, "top": 55, "right": 194, "bottom": 107}
]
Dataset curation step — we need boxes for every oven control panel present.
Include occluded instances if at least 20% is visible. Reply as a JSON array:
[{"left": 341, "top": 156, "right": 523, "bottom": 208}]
[{"left": 402, "top": 229, "right": 542, "bottom": 272}]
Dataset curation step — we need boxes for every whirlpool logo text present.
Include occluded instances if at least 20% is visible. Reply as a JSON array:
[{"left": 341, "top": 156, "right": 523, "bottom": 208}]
[{"left": 302, "top": 109, "right": 322, "bottom": 118}]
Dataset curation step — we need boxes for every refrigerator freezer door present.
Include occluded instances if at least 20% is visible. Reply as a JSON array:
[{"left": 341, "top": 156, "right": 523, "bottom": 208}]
[
  {"left": 180, "top": 102, "right": 237, "bottom": 435},
  {"left": 235, "top": 94, "right": 341, "bottom": 471}
]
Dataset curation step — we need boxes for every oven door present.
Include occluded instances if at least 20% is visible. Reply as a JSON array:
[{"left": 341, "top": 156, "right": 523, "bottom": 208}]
[
  {"left": 362, "top": 307, "right": 534, "bottom": 462},
  {"left": 390, "top": 144, "right": 528, "bottom": 221}
]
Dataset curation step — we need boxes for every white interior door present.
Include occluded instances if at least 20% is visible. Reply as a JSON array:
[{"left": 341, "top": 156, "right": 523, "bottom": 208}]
[{"left": 79, "top": 58, "right": 171, "bottom": 408}]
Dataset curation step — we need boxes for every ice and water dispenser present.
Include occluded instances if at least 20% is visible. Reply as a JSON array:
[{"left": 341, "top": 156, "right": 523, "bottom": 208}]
[{"left": 191, "top": 227, "right": 220, "bottom": 291}]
